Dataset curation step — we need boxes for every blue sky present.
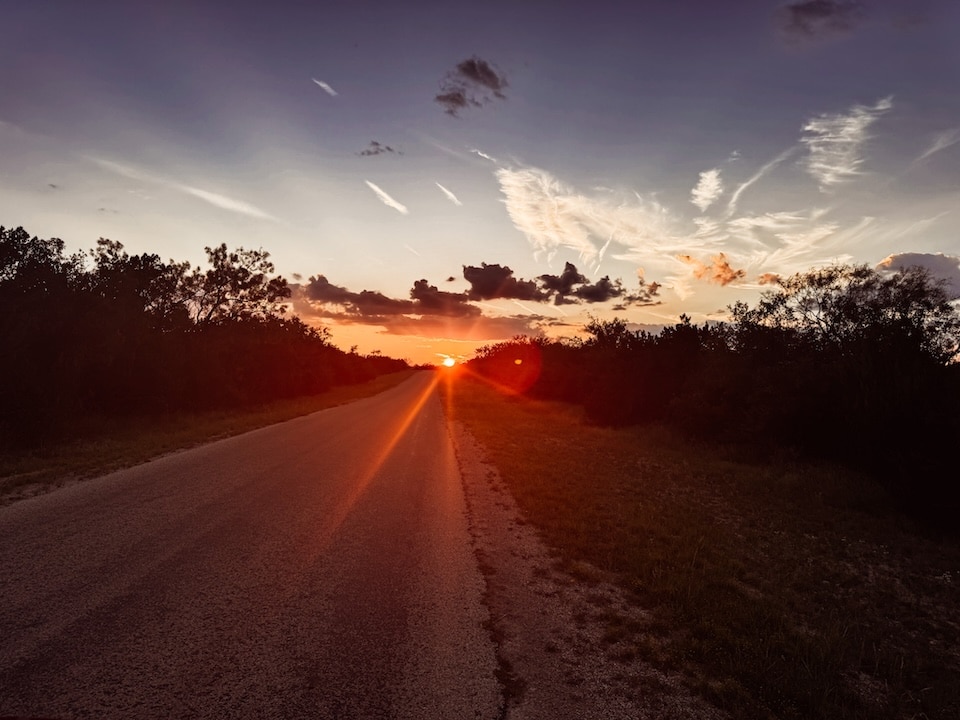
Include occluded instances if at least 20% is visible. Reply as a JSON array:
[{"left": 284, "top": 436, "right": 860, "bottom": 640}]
[{"left": 3, "top": 0, "right": 959, "bottom": 364}]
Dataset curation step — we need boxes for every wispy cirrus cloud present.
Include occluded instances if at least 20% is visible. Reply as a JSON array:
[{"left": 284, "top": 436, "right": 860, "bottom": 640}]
[
  {"left": 495, "top": 117, "right": 950, "bottom": 308},
  {"left": 435, "top": 182, "right": 462, "bottom": 206},
  {"left": 800, "top": 96, "right": 893, "bottom": 189},
  {"left": 311, "top": 78, "right": 338, "bottom": 96},
  {"left": 470, "top": 148, "right": 497, "bottom": 163},
  {"left": 915, "top": 128, "right": 960, "bottom": 163},
  {"left": 721, "top": 206, "right": 862, "bottom": 278},
  {"left": 691, "top": 168, "right": 723, "bottom": 212},
  {"left": 497, "top": 167, "right": 603, "bottom": 264},
  {"left": 180, "top": 186, "right": 276, "bottom": 220},
  {"left": 496, "top": 166, "right": 679, "bottom": 267},
  {"left": 760, "top": 221, "right": 844, "bottom": 270},
  {"left": 726, "top": 211, "right": 811, "bottom": 246},
  {"left": 89, "top": 156, "right": 277, "bottom": 221},
  {"left": 726, "top": 147, "right": 796, "bottom": 215},
  {"left": 364, "top": 180, "right": 408, "bottom": 214}
]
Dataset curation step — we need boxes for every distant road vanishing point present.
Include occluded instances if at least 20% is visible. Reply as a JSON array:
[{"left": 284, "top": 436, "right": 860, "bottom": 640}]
[{"left": 0, "top": 372, "right": 502, "bottom": 719}]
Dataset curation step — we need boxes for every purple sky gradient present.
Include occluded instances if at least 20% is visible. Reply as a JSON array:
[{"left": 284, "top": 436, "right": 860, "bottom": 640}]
[{"left": 3, "top": 0, "right": 959, "bottom": 363}]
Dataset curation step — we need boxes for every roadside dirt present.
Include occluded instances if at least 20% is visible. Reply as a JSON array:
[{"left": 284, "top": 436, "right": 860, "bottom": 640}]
[{"left": 449, "top": 421, "right": 727, "bottom": 719}]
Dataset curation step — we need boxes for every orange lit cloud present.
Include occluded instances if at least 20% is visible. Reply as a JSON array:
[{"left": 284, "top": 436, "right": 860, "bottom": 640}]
[{"left": 677, "top": 252, "right": 746, "bottom": 286}]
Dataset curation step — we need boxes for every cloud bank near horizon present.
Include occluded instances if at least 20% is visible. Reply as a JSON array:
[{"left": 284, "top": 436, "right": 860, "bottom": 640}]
[{"left": 291, "top": 259, "right": 659, "bottom": 338}]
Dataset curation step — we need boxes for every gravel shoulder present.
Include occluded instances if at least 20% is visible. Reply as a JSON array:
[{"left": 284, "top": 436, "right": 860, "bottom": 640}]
[{"left": 449, "top": 421, "right": 727, "bottom": 719}]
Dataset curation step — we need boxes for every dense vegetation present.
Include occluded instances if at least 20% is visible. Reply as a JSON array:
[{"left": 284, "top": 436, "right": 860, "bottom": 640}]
[
  {"left": 469, "top": 264, "right": 960, "bottom": 528},
  {"left": 0, "top": 225, "right": 407, "bottom": 449}
]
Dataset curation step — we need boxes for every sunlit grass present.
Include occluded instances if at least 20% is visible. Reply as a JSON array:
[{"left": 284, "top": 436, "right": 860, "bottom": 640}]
[
  {"left": 443, "top": 373, "right": 960, "bottom": 719},
  {"left": 0, "top": 370, "right": 419, "bottom": 502}
]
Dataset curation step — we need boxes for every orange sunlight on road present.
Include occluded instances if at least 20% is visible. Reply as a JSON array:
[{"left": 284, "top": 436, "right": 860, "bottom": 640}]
[{"left": 311, "top": 373, "right": 441, "bottom": 553}]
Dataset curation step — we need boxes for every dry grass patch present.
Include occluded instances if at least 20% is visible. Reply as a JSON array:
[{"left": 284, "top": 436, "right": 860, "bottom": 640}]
[
  {"left": 1, "top": 370, "right": 418, "bottom": 504},
  {"left": 443, "top": 373, "right": 960, "bottom": 719}
]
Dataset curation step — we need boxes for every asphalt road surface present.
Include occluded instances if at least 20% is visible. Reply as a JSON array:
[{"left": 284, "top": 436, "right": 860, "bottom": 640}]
[{"left": 0, "top": 372, "right": 501, "bottom": 719}]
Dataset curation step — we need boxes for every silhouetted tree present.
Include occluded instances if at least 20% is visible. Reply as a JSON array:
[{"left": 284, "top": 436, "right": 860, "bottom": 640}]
[
  {"left": 0, "top": 226, "right": 408, "bottom": 450},
  {"left": 87, "top": 238, "right": 192, "bottom": 331},
  {"left": 188, "top": 244, "right": 290, "bottom": 325},
  {"left": 731, "top": 264, "right": 960, "bottom": 364},
  {"left": 467, "top": 263, "right": 960, "bottom": 527}
]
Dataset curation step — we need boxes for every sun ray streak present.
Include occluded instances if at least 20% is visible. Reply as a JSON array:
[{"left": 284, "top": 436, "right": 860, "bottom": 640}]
[{"left": 308, "top": 373, "right": 441, "bottom": 554}]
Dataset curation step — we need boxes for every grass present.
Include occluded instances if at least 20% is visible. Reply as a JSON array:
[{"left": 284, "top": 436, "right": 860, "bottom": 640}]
[
  {"left": 442, "top": 371, "right": 960, "bottom": 719},
  {"left": 0, "top": 370, "right": 418, "bottom": 504}
]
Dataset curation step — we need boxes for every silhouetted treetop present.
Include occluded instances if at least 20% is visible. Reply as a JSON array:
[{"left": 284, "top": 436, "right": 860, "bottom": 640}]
[
  {"left": 188, "top": 244, "right": 291, "bottom": 325},
  {"left": 731, "top": 264, "right": 960, "bottom": 364},
  {"left": 0, "top": 225, "right": 81, "bottom": 292},
  {"left": 87, "top": 238, "right": 193, "bottom": 331}
]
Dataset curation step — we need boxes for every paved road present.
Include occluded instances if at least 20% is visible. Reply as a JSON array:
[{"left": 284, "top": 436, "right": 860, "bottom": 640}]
[{"left": 0, "top": 372, "right": 501, "bottom": 719}]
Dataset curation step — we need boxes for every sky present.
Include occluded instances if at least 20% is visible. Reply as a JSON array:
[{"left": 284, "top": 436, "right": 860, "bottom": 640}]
[{"left": 3, "top": 0, "right": 960, "bottom": 365}]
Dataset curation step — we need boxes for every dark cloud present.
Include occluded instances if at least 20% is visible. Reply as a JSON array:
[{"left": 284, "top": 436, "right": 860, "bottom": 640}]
[
  {"left": 358, "top": 140, "right": 401, "bottom": 157},
  {"left": 410, "top": 279, "right": 480, "bottom": 317},
  {"left": 573, "top": 275, "right": 625, "bottom": 303},
  {"left": 538, "top": 263, "right": 587, "bottom": 303},
  {"left": 781, "top": 0, "right": 863, "bottom": 39},
  {"left": 296, "top": 260, "right": 658, "bottom": 335},
  {"left": 456, "top": 57, "right": 507, "bottom": 95},
  {"left": 303, "top": 275, "right": 354, "bottom": 305},
  {"left": 293, "top": 279, "right": 539, "bottom": 341},
  {"left": 463, "top": 262, "right": 547, "bottom": 302},
  {"left": 537, "top": 262, "right": 658, "bottom": 306},
  {"left": 614, "top": 281, "right": 662, "bottom": 310},
  {"left": 304, "top": 275, "right": 415, "bottom": 317},
  {"left": 463, "top": 260, "right": 657, "bottom": 307},
  {"left": 435, "top": 56, "right": 507, "bottom": 117},
  {"left": 301, "top": 274, "right": 478, "bottom": 321},
  {"left": 435, "top": 89, "right": 471, "bottom": 116},
  {"left": 877, "top": 252, "right": 960, "bottom": 300}
]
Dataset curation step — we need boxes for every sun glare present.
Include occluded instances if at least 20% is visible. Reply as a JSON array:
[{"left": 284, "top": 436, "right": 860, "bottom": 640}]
[{"left": 442, "top": 357, "right": 456, "bottom": 367}]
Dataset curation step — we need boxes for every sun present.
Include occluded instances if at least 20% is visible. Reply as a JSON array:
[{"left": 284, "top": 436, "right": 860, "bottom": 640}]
[{"left": 442, "top": 357, "right": 456, "bottom": 367}]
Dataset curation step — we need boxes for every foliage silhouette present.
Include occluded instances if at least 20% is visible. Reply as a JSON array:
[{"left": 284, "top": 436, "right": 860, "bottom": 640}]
[
  {"left": 468, "top": 264, "right": 960, "bottom": 529},
  {"left": 0, "top": 225, "right": 407, "bottom": 450}
]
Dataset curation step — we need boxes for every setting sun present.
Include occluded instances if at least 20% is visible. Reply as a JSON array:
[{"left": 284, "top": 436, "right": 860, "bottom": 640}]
[{"left": 442, "top": 357, "right": 456, "bottom": 368}]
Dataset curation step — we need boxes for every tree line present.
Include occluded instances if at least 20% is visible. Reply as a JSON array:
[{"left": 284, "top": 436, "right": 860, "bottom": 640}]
[
  {"left": 1, "top": 225, "right": 407, "bottom": 449},
  {"left": 468, "top": 264, "right": 960, "bottom": 528}
]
